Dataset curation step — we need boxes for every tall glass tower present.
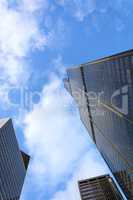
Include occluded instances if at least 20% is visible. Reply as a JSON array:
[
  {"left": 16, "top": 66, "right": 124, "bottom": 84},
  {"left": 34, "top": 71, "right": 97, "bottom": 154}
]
[
  {"left": 64, "top": 50, "right": 133, "bottom": 199},
  {"left": 0, "top": 118, "right": 30, "bottom": 199}
]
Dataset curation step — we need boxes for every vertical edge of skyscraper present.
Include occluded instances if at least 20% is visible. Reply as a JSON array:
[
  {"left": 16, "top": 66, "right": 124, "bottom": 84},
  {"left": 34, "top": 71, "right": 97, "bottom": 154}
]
[
  {"left": 78, "top": 174, "right": 124, "bottom": 200},
  {"left": 64, "top": 49, "right": 133, "bottom": 199},
  {"left": 0, "top": 118, "right": 30, "bottom": 199}
]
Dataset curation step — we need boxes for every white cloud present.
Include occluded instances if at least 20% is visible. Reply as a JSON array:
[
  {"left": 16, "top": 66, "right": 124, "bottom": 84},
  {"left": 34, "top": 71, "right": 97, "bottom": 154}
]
[
  {"left": 0, "top": 0, "right": 49, "bottom": 112},
  {"left": 0, "top": 1, "right": 70, "bottom": 126},
  {"left": 0, "top": 0, "right": 69, "bottom": 88},
  {"left": 0, "top": 1, "right": 116, "bottom": 199},
  {"left": 0, "top": 0, "right": 47, "bottom": 85},
  {"left": 45, "top": 17, "right": 70, "bottom": 49},
  {"left": 72, "top": 0, "right": 96, "bottom": 22},
  {"left": 21, "top": 0, "right": 48, "bottom": 13},
  {"left": 55, "top": 0, "right": 132, "bottom": 35},
  {"left": 23, "top": 63, "right": 108, "bottom": 198},
  {"left": 23, "top": 73, "right": 90, "bottom": 185},
  {"left": 52, "top": 149, "right": 108, "bottom": 200},
  {"left": 56, "top": 0, "right": 96, "bottom": 21}
]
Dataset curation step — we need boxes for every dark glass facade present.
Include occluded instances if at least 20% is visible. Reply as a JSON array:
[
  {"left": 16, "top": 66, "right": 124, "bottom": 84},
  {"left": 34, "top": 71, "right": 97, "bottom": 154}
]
[
  {"left": 0, "top": 118, "right": 29, "bottom": 200},
  {"left": 21, "top": 151, "right": 30, "bottom": 170},
  {"left": 65, "top": 50, "right": 133, "bottom": 199},
  {"left": 78, "top": 175, "right": 123, "bottom": 200}
]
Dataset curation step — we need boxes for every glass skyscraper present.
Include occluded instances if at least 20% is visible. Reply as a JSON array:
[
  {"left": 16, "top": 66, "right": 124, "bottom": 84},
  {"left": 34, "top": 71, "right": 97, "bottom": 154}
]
[
  {"left": 78, "top": 175, "right": 123, "bottom": 200},
  {"left": 64, "top": 50, "right": 133, "bottom": 199},
  {"left": 0, "top": 118, "right": 30, "bottom": 200}
]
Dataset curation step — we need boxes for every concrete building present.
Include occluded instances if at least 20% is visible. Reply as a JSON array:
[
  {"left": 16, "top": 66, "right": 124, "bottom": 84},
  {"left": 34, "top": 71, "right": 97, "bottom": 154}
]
[{"left": 78, "top": 175, "right": 123, "bottom": 200}]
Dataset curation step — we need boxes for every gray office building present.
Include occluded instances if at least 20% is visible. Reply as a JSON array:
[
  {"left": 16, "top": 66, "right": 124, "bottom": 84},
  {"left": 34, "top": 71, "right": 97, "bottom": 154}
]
[
  {"left": 64, "top": 50, "right": 133, "bottom": 199},
  {"left": 78, "top": 175, "right": 123, "bottom": 200},
  {"left": 0, "top": 118, "right": 30, "bottom": 200}
]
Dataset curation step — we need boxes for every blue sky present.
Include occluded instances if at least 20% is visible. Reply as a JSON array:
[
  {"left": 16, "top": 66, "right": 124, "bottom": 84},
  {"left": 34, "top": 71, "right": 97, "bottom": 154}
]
[{"left": 0, "top": 0, "right": 133, "bottom": 199}]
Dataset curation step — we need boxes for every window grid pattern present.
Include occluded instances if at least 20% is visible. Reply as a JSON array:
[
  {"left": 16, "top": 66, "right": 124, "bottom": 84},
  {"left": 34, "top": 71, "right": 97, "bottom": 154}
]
[
  {"left": 66, "top": 50, "right": 133, "bottom": 200},
  {"left": 83, "top": 55, "right": 133, "bottom": 199},
  {"left": 79, "top": 175, "right": 123, "bottom": 200},
  {"left": 0, "top": 119, "right": 26, "bottom": 200}
]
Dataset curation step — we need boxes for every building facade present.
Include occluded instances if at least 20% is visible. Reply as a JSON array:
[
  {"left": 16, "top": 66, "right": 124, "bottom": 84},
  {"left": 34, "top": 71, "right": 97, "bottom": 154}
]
[
  {"left": 78, "top": 175, "right": 123, "bottom": 200},
  {"left": 0, "top": 118, "right": 29, "bottom": 200},
  {"left": 64, "top": 50, "right": 133, "bottom": 199}
]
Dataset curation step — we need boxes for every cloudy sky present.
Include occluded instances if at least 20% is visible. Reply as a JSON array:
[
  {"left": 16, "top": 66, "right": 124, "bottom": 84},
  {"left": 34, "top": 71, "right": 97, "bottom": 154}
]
[{"left": 0, "top": 0, "right": 133, "bottom": 199}]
